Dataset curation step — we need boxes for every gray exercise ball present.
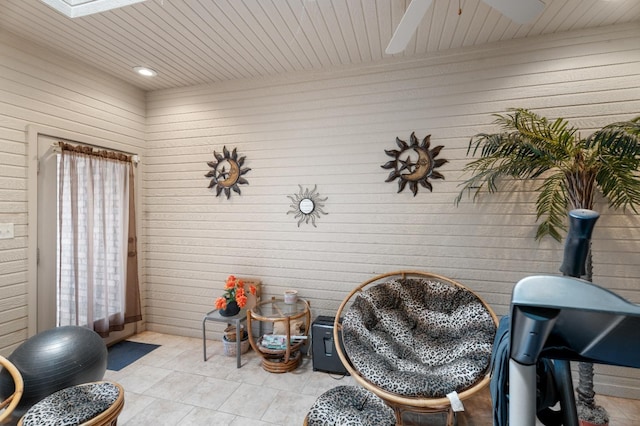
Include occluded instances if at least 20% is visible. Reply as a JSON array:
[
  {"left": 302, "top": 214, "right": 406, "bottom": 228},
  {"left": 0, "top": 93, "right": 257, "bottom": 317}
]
[{"left": 0, "top": 325, "right": 107, "bottom": 411}]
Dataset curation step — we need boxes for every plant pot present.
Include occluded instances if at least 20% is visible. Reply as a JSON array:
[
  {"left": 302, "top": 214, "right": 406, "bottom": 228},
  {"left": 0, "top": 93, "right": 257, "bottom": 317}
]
[
  {"left": 579, "top": 421, "right": 607, "bottom": 426},
  {"left": 219, "top": 300, "right": 240, "bottom": 317},
  {"left": 579, "top": 420, "right": 608, "bottom": 426},
  {"left": 222, "top": 335, "right": 250, "bottom": 357},
  {"left": 577, "top": 403, "right": 609, "bottom": 426}
]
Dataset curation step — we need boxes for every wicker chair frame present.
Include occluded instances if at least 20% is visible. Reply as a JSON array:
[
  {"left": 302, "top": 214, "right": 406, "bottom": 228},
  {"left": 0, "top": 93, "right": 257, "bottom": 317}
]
[
  {"left": 0, "top": 355, "right": 24, "bottom": 423},
  {"left": 16, "top": 381, "right": 124, "bottom": 426},
  {"left": 333, "top": 270, "right": 498, "bottom": 426}
]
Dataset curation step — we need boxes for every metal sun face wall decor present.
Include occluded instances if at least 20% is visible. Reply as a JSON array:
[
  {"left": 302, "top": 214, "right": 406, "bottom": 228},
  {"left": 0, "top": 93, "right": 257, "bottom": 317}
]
[
  {"left": 205, "top": 146, "right": 251, "bottom": 199},
  {"left": 287, "top": 185, "right": 328, "bottom": 227},
  {"left": 381, "top": 132, "right": 448, "bottom": 196}
]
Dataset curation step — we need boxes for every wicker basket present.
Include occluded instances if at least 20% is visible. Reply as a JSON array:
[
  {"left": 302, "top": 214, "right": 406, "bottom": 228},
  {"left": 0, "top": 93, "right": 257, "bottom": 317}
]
[{"left": 223, "top": 336, "right": 250, "bottom": 357}]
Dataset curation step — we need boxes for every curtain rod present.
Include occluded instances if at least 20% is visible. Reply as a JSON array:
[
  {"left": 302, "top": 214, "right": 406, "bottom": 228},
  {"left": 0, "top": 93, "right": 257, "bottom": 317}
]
[{"left": 51, "top": 141, "right": 140, "bottom": 165}]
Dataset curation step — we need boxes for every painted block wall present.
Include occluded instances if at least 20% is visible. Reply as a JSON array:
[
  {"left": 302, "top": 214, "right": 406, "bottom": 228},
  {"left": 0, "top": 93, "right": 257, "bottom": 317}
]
[
  {"left": 144, "top": 24, "right": 640, "bottom": 397},
  {"left": 0, "top": 22, "right": 639, "bottom": 399},
  {"left": 0, "top": 29, "right": 146, "bottom": 355}
]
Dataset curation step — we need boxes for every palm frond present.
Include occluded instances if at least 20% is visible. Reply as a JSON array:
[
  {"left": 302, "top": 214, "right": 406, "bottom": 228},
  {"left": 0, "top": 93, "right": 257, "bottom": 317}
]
[
  {"left": 500, "top": 108, "right": 578, "bottom": 152},
  {"left": 588, "top": 121, "right": 640, "bottom": 159},
  {"left": 603, "top": 116, "right": 640, "bottom": 134},
  {"left": 535, "top": 173, "right": 568, "bottom": 241},
  {"left": 457, "top": 109, "right": 640, "bottom": 241},
  {"left": 457, "top": 112, "right": 563, "bottom": 205},
  {"left": 589, "top": 117, "right": 640, "bottom": 211},
  {"left": 596, "top": 158, "right": 640, "bottom": 211}
]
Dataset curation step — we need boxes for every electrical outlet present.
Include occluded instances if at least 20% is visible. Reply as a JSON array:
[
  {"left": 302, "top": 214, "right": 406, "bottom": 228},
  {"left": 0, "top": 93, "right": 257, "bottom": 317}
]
[{"left": 0, "top": 223, "right": 14, "bottom": 239}]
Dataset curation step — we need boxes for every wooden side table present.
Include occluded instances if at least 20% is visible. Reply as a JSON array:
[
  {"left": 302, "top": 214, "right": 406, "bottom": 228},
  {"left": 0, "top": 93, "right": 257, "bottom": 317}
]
[
  {"left": 202, "top": 308, "right": 247, "bottom": 368},
  {"left": 247, "top": 297, "right": 311, "bottom": 373}
]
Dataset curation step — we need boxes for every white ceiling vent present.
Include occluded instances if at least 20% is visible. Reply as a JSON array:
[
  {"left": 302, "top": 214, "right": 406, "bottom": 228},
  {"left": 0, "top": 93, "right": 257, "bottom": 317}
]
[{"left": 39, "top": 0, "right": 146, "bottom": 18}]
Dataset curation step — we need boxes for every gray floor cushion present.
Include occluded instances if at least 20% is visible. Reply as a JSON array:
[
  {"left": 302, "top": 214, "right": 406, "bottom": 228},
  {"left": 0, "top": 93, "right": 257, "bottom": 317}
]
[
  {"left": 343, "top": 277, "right": 496, "bottom": 398},
  {"left": 306, "top": 385, "right": 395, "bottom": 426},
  {"left": 20, "top": 381, "right": 120, "bottom": 426}
]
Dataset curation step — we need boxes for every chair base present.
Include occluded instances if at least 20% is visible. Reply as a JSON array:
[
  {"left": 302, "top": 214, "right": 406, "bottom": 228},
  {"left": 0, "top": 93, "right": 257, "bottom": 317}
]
[
  {"left": 390, "top": 402, "right": 458, "bottom": 426},
  {"left": 261, "top": 351, "right": 301, "bottom": 373}
]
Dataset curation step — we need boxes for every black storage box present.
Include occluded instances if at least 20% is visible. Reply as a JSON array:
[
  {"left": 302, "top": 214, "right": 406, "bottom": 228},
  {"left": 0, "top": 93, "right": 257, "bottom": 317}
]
[{"left": 311, "top": 315, "right": 349, "bottom": 375}]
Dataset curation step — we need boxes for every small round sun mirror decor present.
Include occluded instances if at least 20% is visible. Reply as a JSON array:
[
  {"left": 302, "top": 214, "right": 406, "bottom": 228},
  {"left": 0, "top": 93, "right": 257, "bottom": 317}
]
[
  {"left": 381, "top": 132, "right": 448, "bottom": 196},
  {"left": 287, "top": 185, "right": 328, "bottom": 227},
  {"left": 205, "top": 146, "right": 251, "bottom": 199}
]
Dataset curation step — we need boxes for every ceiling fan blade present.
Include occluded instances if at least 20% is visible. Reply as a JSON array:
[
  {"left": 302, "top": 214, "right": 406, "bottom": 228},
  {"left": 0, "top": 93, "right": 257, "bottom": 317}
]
[
  {"left": 482, "top": 0, "right": 545, "bottom": 24},
  {"left": 385, "top": 0, "right": 433, "bottom": 55}
]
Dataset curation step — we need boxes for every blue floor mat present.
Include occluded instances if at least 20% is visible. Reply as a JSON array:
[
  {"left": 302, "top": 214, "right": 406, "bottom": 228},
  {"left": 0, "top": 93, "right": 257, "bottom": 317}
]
[{"left": 107, "top": 340, "right": 160, "bottom": 371}]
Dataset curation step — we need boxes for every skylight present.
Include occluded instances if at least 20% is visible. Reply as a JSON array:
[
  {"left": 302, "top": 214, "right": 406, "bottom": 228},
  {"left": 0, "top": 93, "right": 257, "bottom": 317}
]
[{"left": 39, "top": 0, "right": 146, "bottom": 18}]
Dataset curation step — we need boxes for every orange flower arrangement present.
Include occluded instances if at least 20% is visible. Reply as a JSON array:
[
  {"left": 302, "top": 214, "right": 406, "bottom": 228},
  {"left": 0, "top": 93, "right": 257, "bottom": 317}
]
[{"left": 215, "top": 275, "right": 256, "bottom": 310}]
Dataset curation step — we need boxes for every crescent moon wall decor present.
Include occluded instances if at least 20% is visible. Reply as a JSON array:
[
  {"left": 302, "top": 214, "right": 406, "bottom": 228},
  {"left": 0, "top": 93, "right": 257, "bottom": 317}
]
[
  {"left": 287, "top": 185, "right": 328, "bottom": 227},
  {"left": 205, "top": 146, "right": 251, "bottom": 199},
  {"left": 381, "top": 132, "right": 448, "bottom": 196}
]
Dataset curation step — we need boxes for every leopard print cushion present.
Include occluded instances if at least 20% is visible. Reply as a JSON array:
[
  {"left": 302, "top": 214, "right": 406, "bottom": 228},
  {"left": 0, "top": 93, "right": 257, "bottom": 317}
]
[
  {"left": 20, "top": 381, "right": 120, "bottom": 426},
  {"left": 306, "top": 385, "right": 395, "bottom": 426},
  {"left": 343, "top": 278, "right": 496, "bottom": 398}
]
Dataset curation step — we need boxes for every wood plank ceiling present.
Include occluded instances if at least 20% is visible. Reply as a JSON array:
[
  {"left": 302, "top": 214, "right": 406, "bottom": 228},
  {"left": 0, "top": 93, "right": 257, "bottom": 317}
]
[{"left": 1, "top": 0, "right": 639, "bottom": 91}]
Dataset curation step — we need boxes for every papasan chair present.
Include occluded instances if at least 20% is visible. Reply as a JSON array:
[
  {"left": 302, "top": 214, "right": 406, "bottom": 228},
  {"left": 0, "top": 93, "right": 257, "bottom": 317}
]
[{"left": 334, "top": 270, "right": 498, "bottom": 425}]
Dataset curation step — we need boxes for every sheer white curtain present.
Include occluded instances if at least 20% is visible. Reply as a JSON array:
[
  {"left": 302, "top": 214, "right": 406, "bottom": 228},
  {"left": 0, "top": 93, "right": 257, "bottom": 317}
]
[{"left": 57, "top": 148, "right": 130, "bottom": 335}]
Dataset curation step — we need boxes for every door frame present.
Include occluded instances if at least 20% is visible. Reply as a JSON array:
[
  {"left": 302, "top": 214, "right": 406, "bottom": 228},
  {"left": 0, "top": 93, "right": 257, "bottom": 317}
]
[{"left": 26, "top": 124, "right": 142, "bottom": 339}]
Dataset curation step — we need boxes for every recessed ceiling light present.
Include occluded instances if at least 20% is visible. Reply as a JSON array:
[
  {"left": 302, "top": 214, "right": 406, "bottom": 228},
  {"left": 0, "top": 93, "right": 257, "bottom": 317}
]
[
  {"left": 39, "top": 0, "right": 147, "bottom": 18},
  {"left": 133, "top": 66, "right": 157, "bottom": 77}
]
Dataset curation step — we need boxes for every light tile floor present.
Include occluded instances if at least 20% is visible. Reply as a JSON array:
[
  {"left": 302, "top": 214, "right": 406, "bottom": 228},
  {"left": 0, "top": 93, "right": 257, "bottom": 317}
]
[
  {"left": 106, "top": 331, "right": 640, "bottom": 426},
  {"left": 105, "top": 331, "right": 355, "bottom": 426}
]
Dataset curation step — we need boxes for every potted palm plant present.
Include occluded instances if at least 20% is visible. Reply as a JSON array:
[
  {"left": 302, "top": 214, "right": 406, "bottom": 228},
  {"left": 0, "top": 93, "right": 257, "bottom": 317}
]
[{"left": 455, "top": 108, "right": 640, "bottom": 425}]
